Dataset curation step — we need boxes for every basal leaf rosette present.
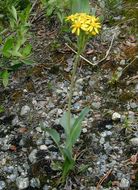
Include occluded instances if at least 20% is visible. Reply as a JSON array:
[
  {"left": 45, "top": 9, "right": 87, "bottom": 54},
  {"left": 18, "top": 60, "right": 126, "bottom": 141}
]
[{"left": 66, "top": 13, "right": 101, "bottom": 36}]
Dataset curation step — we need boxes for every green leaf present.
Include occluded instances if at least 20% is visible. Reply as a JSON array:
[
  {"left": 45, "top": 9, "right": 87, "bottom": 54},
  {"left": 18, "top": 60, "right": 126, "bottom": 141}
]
[
  {"left": 2, "top": 38, "right": 14, "bottom": 57},
  {"left": 0, "top": 105, "right": 4, "bottom": 113},
  {"left": 44, "top": 128, "right": 60, "bottom": 146},
  {"left": 11, "top": 6, "right": 17, "bottom": 21},
  {"left": 71, "top": 0, "right": 90, "bottom": 14},
  {"left": 70, "top": 107, "right": 89, "bottom": 146},
  {"left": 21, "top": 59, "right": 34, "bottom": 65},
  {"left": 62, "top": 150, "right": 75, "bottom": 181},
  {"left": 22, "top": 44, "right": 32, "bottom": 57},
  {"left": 59, "top": 112, "right": 75, "bottom": 136},
  {"left": 11, "top": 50, "right": 22, "bottom": 57},
  {"left": 1, "top": 70, "right": 9, "bottom": 87}
]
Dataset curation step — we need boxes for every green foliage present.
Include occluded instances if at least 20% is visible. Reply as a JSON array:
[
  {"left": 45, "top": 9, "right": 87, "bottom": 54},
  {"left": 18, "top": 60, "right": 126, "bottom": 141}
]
[
  {"left": 70, "top": 0, "right": 90, "bottom": 14},
  {"left": 0, "top": 5, "right": 32, "bottom": 87},
  {"left": 41, "top": 0, "right": 69, "bottom": 24},
  {"left": 98, "top": 0, "right": 123, "bottom": 20},
  {"left": 42, "top": 107, "right": 89, "bottom": 182},
  {"left": 0, "top": 0, "right": 30, "bottom": 25}
]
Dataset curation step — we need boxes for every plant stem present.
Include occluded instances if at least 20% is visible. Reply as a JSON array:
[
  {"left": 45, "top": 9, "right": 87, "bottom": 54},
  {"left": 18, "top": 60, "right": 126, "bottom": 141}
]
[{"left": 67, "top": 51, "right": 81, "bottom": 134}]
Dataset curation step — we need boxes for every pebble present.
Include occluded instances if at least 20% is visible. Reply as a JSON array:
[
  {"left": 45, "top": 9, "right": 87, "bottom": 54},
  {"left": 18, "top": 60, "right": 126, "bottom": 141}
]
[
  {"left": 99, "top": 137, "right": 105, "bottom": 145},
  {"left": 130, "top": 138, "right": 138, "bottom": 146},
  {"left": 39, "top": 145, "right": 48, "bottom": 150},
  {"left": 0, "top": 181, "right": 6, "bottom": 190},
  {"left": 20, "top": 105, "right": 30, "bottom": 116},
  {"left": 12, "top": 115, "right": 19, "bottom": 126},
  {"left": 130, "top": 102, "right": 137, "bottom": 109},
  {"left": 16, "top": 177, "right": 29, "bottom": 189},
  {"left": 120, "top": 178, "right": 130, "bottom": 189},
  {"left": 135, "top": 83, "right": 138, "bottom": 93},
  {"left": 28, "top": 149, "right": 38, "bottom": 163},
  {"left": 30, "top": 178, "right": 40, "bottom": 188},
  {"left": 82, "top": 128, "right": 88, "bottom": 133},
  {"left": 92, "top": 102, "right": 101, "bottom": 109},
  {"left": 112, "top": 112, "right": 121, "bottom": 120},
  {"left": 105, "top": 124, "right": 113, "bottom": 129},
  {"left": 120, "top": 60, "right": 126, "bottom": 65},
  {"left": 43, "top": 185, "right": 50, "bottom": 190}
]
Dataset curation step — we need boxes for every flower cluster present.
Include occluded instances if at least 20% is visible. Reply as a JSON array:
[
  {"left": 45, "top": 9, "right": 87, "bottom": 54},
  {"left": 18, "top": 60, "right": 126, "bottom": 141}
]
[{"left": 66, "top": 13, "right": 101, "bottom": 36}]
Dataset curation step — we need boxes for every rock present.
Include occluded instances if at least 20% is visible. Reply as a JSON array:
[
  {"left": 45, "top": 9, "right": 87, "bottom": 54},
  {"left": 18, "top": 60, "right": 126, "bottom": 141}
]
[
  {"left": 100, "top": 137, "right": 105, "bottom": 145},
  {"left": 39, "top": 145, "right": 48, "bottom": 150},
  {"left": 130, "top": 138, "right": 138, "bottom": 146},
  {"left": 120, "top": 60, "right": 126, "bottom": 65},
  {"left": 130, "top": 102, "right": 137, "bottom": 109},
  {"left": 20, "top": 105, "right": 30, "bottom": 116},
  {"left": 0, "top": 181, "right": 6, "bottom": 190},
  {"left": 112, "top": 112, "right": 121, "bottom": 121},
  {"left": 30, "top": 178, "right": 40, "bottom": 188},
  {"left": 43, "top": 184, "right": 50, "bottom": 190},
  {"left": 92, "top": 102, "right": 101, "bottom": 109},
  {"left": 28, "top": 149, "right": 38, "bottom": 163},
  {"left": 82, "top": 128, "right": 88, "bottom": 133},
  {"left": 135, "top": 83, "right": 138, "bottom": 93},
  {"left": 16, "top": 177, "right": 29, "bottom": 189},
  {"left": 105, "top": 125, "right": 113, "bottom": 129},
  {"left": 12, "top": 116, "right": 19, "bottom": 126},
  {"left": 120, "top": 178, "right": 130, "bottom": 189}
]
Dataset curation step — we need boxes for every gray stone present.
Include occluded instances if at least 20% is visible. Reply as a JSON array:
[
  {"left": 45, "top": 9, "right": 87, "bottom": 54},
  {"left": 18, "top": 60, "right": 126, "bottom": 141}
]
[
  {"left": 100, "top": 137, "right": 105, "bottom": 145},
  {"left": 82, "top": 128, "right": 88, "bottom": 133},
  {"left": 135, "top": 83, "right": 138, "bottom": 93},
  {"left": 20, "top": 105, "right": 30, "bottom": 116},
  {"left": 16, "top": 177, "right": 29, "bottom": 189},
  {"left": 105, "top": 125, "right": 113, "bottom": 129},
  {"left": 30, "top": 178, "right": 40, "bottom": 188},
  {"left": 39, "top": 145, "right": 48, "bottom": 150},
  {"left": 112, "top": 112, "right": 121, "bottom": 120},
  {"left": 0, "top": 181, "right": 6, "bottom": 190},
  {"left": 92, "top": 102, "right": 101, "bottom": 109},
  {"left": 130, "top": 138, "right": 138, "bottom": 146},
  {"left": 120, "top": 178, "right": 130, "bottom": 189},
  {"left": 28, "top": 149, "right": 37, "bottom": 163},
  {"left": 130, "top": 102, "right": 137, "bottom": 109},
  {"left": 43, "top": 184, "right": 50, "bottom": 190},
  {"left": 120, "top": 60, "right": 126, "bottom": 65}
]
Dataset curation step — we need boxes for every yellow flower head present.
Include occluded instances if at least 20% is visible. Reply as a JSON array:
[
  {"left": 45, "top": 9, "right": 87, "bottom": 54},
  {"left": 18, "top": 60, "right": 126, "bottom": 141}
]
[{"left": 66, "top": 13, "right": 101, "bottom": 36}]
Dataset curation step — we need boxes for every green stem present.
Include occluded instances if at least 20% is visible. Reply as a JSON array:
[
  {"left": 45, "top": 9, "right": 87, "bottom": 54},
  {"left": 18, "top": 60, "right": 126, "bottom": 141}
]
[{"left": 67, "top": 51, "right": 81, "bottom": 134}]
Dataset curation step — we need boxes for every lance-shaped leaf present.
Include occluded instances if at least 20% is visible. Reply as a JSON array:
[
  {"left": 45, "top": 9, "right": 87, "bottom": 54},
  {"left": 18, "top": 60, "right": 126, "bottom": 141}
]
[
  {"left": 44, "top": 128, "right": 60, "bottom": 147},
  {"left": 1, "top": 70, "right": 9, "bottom": 87},
  {"left": 70, "top": 107, "right": 89, "bottom": 146},
  {"left": 59, "top": 112, "right": 75, "bottom": 136}
]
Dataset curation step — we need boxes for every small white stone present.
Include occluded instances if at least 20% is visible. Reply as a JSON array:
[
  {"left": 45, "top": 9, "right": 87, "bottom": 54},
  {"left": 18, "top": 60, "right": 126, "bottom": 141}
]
[
  {"left": 112, "top": 112, "right": 121, "bottom": 120},
  {"left": 130, "top": 138, "right": 138, "bottom": 146},
  {"left": 57, "top": 109, "right": 63, "bottom": 115},
  {"left": 120, "top": 60, "right": 126, "bottom": 65},
  {"left": 120, "top": 178, "right": 130, "bottom": 189},
  {"left": 20, "top": 105, "right": 30, "bottom": 116},
  {"left": 82, "top": 128, "right": 87, "bottom": 133},
  {"left": 16, "top": 177, "right": 29, "bottom": 190},
  {"left": 39, "top": 145, "right": 48, "bottom": 150},
  {"left": 100, "top": 137, "right": 105, "bottom": 145}
]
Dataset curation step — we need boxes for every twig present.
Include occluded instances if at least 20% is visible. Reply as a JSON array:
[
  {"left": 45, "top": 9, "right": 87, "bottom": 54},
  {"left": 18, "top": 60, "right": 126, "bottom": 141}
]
[
  {"left": 30, "top": 0, "right": 38, "bottom": 13},
  {"left": 65, "top": 33, "right": 115, "bottom": 66},
  {"left": 96, "top": 169, "right": 112, "bottom": 190},
  {"left": 65, "top": 43, "right": 98, "bottom": 66},
  {"left": 97, "top": 33, "right": 115, "bottom": 64}
]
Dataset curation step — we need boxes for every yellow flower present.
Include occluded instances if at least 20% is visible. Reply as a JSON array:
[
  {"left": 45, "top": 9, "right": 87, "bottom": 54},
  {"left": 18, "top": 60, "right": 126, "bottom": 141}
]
[
  {"left": 66, "top": 13, "right": 101, "bottom": 36},
  {"left": 66, "top": 14, "right": 77, "bottom": 22},
  {"left": 71, "top": 20, "right": 82, "bottom": 36}
]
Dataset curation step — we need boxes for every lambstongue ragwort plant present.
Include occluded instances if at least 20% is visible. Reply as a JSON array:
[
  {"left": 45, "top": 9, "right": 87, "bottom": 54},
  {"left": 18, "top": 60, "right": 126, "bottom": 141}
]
[{"left": 43, "top": 13, "right": 101, "bottom": 183}]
